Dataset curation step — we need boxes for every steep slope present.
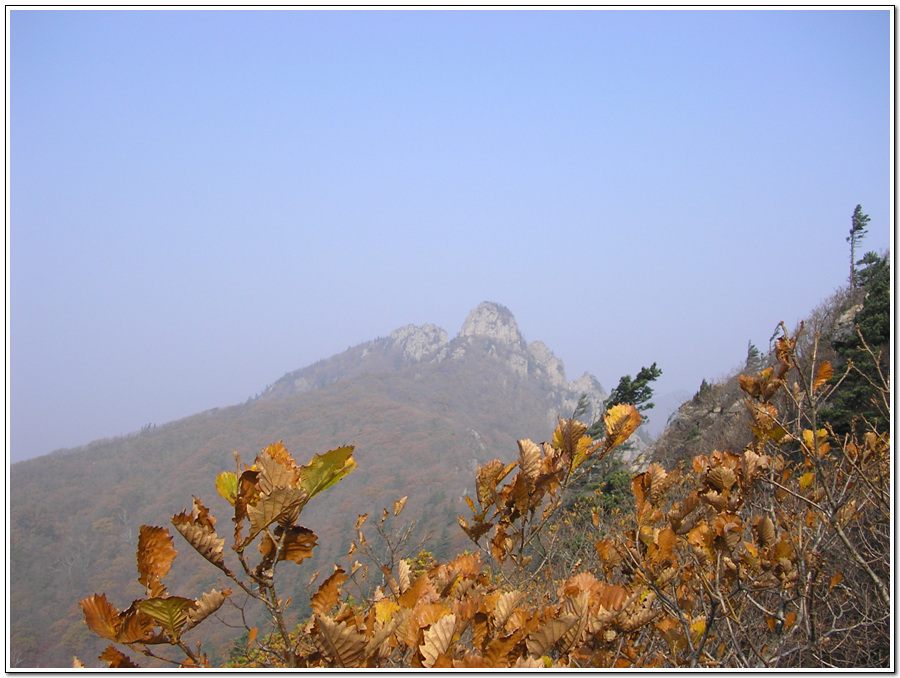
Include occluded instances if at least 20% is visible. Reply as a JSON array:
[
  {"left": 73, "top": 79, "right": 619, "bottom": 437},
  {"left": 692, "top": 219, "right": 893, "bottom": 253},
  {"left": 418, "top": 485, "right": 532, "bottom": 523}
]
[
  {"left": 647, "top": 276, "right": 885, "bottom": 469},
  {"left": 9, "top": 302, "right": 608, "bottom": 668}
]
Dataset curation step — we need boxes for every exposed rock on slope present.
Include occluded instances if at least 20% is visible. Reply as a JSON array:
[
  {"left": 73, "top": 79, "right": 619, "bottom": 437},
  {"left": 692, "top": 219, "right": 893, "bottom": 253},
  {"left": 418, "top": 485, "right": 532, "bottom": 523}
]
[{"left": 260, "top": 301, "right": 608, "bottom": 433}]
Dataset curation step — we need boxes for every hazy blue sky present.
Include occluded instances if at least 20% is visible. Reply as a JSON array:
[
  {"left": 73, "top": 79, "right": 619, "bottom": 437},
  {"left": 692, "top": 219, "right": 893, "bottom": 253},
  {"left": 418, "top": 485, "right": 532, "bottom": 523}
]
[{"left": 9, "top": 9, "right": 892, "bottom": 463}]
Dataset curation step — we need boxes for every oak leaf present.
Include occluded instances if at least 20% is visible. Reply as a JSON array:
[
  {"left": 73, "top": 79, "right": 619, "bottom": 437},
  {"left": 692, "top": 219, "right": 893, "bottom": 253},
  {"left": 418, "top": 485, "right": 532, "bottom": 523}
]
[
  {"left": 256, "top": 450, "right": 297, "bottom": 495},
  {"left": 813, "top": 361, "right": 833, "bottom": 393},
  {"left": 393, "top": 496, "right": 408, "bottom": 516},
  {"left": 183, "top": 588, "right": 232, "bottom": 632},
  {"left": 493, "top": 590, "right": 524, "bottom": 631},
  {"left": 78, "top": 593, "right": 120, "bottom": 642},
  {"left": 395, "top": 557, "right": 412, "bottom": 594},
  {"left": 526, "top": 615, "right": 579, "bottom": 657},
  {"left": 171, "top": 499, "right": 226, "bottom": 570},
  {"left": 135, "top": 596, "right": 197, "bottom": 642},
  {"left": 298, "top": 445, "right": 356, "bottom": 501},
  {"left": 517, "top": 438, "right": 542, "bottom": 482},
  {"left": 98, "top": 645, "right": 139, "bottom": 669},
  {"left": 136, "top": 526, "right": 177, "bottom": 598},
  {"left": 313, "top": 615, "right": 367, "bottom": 668},
  {"left": 419, "top": 613, "right": 457, "bottom": 668},
  {"left": 311, "top": 567, "right": 348, "bottom": 616},
  {"left": 603, "top": 404, "right": 642, "bottom": 450},
  {"left": 243, "top": 486, "right": 308, "bottom": 546},
  {"left": 278, "top": 525, "right": 318, "bottom": 564}
]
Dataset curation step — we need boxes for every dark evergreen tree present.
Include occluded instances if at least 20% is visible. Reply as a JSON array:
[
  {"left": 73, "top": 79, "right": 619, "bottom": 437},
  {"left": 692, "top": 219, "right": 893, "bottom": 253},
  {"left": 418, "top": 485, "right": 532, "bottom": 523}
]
[
  {"left": 745, "top": 341, "right": 762, "bottom": 371},
  {"left": 608, "top": 363, "right": 662, "bottom": 411},
  {"left": 847, "top": 205, "right": 870, "bottom": 289},
  {"left": 822, "top": 251, "right": 890, "bottom": 435},
  {"left": 564, "top": 364, "right": 662, "bottom": 513}
]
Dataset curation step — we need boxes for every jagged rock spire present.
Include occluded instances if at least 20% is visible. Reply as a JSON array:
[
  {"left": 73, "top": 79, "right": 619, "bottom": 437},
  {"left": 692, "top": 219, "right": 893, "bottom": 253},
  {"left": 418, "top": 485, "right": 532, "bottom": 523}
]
[{"left": 458, "top": 302, "right": 526, "bottom": 348}]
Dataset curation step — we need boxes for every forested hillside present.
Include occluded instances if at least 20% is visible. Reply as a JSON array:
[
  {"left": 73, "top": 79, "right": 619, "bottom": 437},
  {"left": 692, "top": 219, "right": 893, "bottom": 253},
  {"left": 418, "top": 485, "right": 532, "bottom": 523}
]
[{"left": 9, "top": 303, "right": 612, "bottom": 667}]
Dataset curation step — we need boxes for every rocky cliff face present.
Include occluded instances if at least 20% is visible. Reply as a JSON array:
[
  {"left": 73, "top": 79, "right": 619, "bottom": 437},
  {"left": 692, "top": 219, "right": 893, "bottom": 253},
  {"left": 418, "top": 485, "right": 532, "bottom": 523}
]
[
  {"left": 458, "top": 302, "right": 525, "bottom": 347},
  {"left": 389, "top": 323, "right": 448, "bottom": 362}
]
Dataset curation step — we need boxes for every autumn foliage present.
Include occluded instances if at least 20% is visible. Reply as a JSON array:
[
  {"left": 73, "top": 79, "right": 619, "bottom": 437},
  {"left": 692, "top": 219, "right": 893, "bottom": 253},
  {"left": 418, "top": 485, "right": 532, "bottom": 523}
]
[{"left": 77, "top": 324, "right": 890, "bottom": 668}]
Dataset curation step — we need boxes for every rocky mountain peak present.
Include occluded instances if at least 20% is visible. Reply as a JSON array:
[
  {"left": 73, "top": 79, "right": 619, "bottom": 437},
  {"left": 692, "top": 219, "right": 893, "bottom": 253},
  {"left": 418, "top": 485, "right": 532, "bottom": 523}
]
[{"left": 458, "top": 301, "right": 525, "bottom": 348}]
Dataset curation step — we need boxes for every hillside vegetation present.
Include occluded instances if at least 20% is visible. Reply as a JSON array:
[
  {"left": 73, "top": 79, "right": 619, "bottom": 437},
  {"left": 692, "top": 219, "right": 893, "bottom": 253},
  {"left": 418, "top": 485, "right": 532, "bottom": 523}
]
[
  {"left": 76, "top": 311, "right": 890, "bottom": 668},
  {"left": 10, "top": 250, "right": 891, "bottom": 668},
  {"left": 10, "top": 303, "right": 613, "bottom": 667}
]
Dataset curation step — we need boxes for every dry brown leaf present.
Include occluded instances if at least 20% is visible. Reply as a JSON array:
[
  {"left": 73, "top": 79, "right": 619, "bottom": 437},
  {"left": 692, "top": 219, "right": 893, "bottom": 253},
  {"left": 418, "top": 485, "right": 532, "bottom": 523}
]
[
  {"left": 493, "top": 590, "right": 524, "bottom": 631},
  {"left": 517, "top": 438, "right": 542, "bottom": 482},
  {"left": 171, "top": 507, "right": 226, "bottom": 570},
  {"left": 278, "top": 525, "right": 318, "bottom": 564},
  {"left": 525, "top": 615, "right": 579, "bottom": 657},
  {"left": 420, "top": 613, "right": 457, "bottom": 668},
  {"left": 78, "top": 593, "right": 120, "bottom": 642},
  {"left": 313, "top": 615, "right": 367, "bottom": 668},
  {"left": 311, "top": 567, "right": 348, "bottom": 616},
  {"left": 136, "top": 526, "right": 177, "bottom": 598},
  {"left": 184, "top": 588, "right": 232, "bottom": 632},
  {"left": 98, "top": 645, "right": 139, "bottom": 668}
]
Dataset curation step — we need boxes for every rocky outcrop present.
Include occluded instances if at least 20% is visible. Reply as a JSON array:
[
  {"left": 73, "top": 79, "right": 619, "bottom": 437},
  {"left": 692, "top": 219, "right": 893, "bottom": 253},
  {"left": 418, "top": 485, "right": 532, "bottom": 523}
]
[
  {"left": 459, "top": 302, "right": 526, "bottom": 349},
  {"left": 528, "top": 341, "right": 567, "bottom": 389},
  {"left": 389, "top": 323, "right": 448, "bottom": 361}
]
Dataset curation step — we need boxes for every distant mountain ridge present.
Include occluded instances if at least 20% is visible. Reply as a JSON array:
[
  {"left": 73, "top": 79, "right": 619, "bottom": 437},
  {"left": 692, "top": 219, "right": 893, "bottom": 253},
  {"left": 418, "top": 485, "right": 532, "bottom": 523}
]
[
  {"left": 260, "top": 301, "right": 609, "bottom": 431},
  {"left": 10, "top": 301, "right": 618, "bottom": 668}
]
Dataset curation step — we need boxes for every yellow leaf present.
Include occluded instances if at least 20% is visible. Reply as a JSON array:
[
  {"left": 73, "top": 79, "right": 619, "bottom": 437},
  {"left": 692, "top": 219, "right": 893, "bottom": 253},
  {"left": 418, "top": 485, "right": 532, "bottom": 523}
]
[
  {"left": 689, "top": 619, "right": 706, "bottom": 646},
  {"left": 298, "top": 445, "right": 357, "bottom": 501},
  {"left": 802, "top": 429, "right": 829, "bottom": 457},
  {"left": 742, "top": 540, "right": 758, "bottom": 559},
  {"left": 828, "top": 571, "right": 843, "bottom": 591},
  {"left": 135, "top": 597, "right": 197, "bottom": 642},
  {"left": 375, "top": 599, "right": 400, "bottom": 625},
  {"left": 603, "top": 404, "right": 642, "bottom": 450},
  {"left": 247, "top": 627, "right": 258, "bottom": 645},
  {"left": 813, "top": 361, "right": 833, "bottom": 393},
  {"left": 784, "top": 612, "right": 797, "bottom": 631},
  {"left": 393, "top": 496, "right": 408, "bottom": 516},
  {"left": 799, "top": 472, "right": 815, "bottom": 492}
]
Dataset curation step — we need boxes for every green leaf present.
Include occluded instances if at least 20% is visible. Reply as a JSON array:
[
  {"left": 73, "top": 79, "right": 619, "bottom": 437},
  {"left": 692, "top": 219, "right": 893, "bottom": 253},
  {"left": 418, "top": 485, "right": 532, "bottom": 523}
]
[
  {"left": 136, "top": 597, "right": 197, "bottom": 642},
  {"left": 298, "top": 445, "right": 357, "bottom": 501},
  {"left": 216, "top": 472, "right": 238, "bottom": 506}
]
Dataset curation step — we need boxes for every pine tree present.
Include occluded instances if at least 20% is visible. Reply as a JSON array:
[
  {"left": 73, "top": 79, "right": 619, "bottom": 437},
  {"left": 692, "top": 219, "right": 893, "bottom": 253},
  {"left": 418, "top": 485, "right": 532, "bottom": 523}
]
[
  {"left": 822, "top": 251, "right": 890, "bottom": 435},
  {"left": 847, "top": 205, "right": 870, "bottom": 289}
]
